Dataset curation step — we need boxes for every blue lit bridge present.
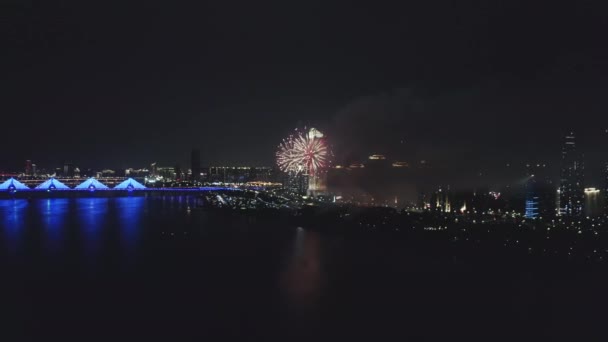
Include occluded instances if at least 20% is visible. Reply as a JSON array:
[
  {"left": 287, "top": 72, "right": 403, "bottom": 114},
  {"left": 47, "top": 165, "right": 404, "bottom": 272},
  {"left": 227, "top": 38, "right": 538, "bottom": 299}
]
[{"left": 0, "top": 177, "right": 251, "bottom": 198}]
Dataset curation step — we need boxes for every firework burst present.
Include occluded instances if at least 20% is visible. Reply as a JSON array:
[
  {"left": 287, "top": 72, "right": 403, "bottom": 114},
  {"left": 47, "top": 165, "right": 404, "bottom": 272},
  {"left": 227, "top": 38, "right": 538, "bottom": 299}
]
[{"left": 276, "top": 127, "right": 330, "bottom": 176}]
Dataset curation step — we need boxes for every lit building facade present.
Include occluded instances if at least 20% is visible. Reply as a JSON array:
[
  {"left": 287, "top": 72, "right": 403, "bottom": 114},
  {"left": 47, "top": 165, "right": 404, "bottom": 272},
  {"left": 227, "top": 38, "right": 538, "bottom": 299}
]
[
  {"left": 286, "top": 170, "right": 308, "bottom": 195},
  {"left": 559, "top": 133, "right": 584, "bottom": 216},
  {"left": 157, "top": 166, "right": 176, "bottom": 181},
  {"left": 584, "top": 188, "right": 601, "bottom": 217},
  {"left": 25, "top": 160, "right": 33, "bottom": 176},
  {"left": 150, "top": 162, "right": 157, "bottom": 177},
  {"left": 604, "top": 162, "right": 608, "bottom": 215},
  {"left": 191, "top": 149, "right": 201, "bottom": 182},
  {"left": 208, "top": 166, "right": 274, "bottom": 184},
  {"left": 524, "top": 163, "right": 556, "bottom": 219},
  {"left": 430, "top": 186, "right": 451, "bottom": 213},
  {"left": 63, "top": 163, "right": 75, "bottom": 178}
]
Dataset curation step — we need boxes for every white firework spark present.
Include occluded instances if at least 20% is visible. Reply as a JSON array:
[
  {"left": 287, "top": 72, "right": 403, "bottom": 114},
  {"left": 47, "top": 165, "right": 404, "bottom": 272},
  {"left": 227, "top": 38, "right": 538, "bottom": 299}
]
[{"left": 276, "top": 127, "right": 330, "bottom": 176}]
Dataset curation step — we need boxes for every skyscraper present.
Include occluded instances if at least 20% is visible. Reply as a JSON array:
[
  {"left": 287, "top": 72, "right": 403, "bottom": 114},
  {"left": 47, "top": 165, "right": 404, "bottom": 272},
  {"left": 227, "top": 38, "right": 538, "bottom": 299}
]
[
  {"left": 604, "top": 129, "right": 608, "bottom": 215},
  {"left": 191, "top": 148, "right": 201, "bottom": 182},
  {"left": 524, "top": 163, "right": 555, "bottom": 218},
  {"left": 584, "top": 188, "right": 601, "bottom": 217},
  {"left": 25, "top": 160, "right": 33, "bottom": 176},
  {"left": 286, "top": 170, "right": 308, "bottom": 195},
  {"left": 63, "top": 162, "right": 75, "bottom": 178},
  {"left": 559, "top": 133, "right": 584, "bottom": 216},
  {"left": 175, "top": 164, "right": 182, "bottom": 181},
  {"left": 604, "top": 162, "right": 608, "bottom": 215},
  {"left": 150, "top": 162, "right": 157, "bottom": 177},
  {"left": 430, "top": 186, "right": 451, "bottom": 213}
]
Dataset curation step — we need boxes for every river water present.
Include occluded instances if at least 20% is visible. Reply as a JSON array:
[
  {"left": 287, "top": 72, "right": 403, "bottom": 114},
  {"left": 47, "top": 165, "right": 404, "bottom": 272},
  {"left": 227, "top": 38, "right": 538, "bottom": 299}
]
[{"left": 0, "top": 196, "right": 607, "bottom": 340}]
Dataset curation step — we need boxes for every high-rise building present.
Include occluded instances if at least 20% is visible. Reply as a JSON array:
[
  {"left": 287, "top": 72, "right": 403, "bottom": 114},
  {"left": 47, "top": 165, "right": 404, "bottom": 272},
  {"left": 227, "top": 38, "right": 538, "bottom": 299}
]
[
  {"left": 430, "top": 186, "right": 451, "bottom": 213},
  {"left": 524, "top": 163, "right": 556, "bottom": 218},
  {"left": 584, "top": 188, "right": 602, "bottom": 217},
  {"left": 150, "top": 162, "right": 157, "bottom": 177},
  {"left": 191, "top": 149, "right": 201, "bottom": 182},
  {"left": 559, "top": 133, "right": 584, "bottom": 216},
  {"left": 63, "top": 162, "right": 75, "bottom": 178},
  {"left": 604, "top": 129, "right": 608, "bottom": 215},
  {"left": 604, "top": 162, "right": 608, "bottom": 215},
  {"left": 417, "top": 191, "right": 429, "bottom": 210},
  {"left": 157, "top": 166, "right": 176, "bottom": 180},
  {"left": 250, "top": 167, "right": 274, "bottom": 182},
  {"left": 307, "top": 172, "right": 327, "bottom": 197},
  {"left": 25, "top": 160, "right": 33, "bottom": 176},
  {"left": 285, "top": 170, "right": 308, "bottom": 195},
  {"left": 175, "top": 164, "right": 182, "bottom": 181},
  {"left": 207, "top": 166, "right": 273, "bottom": 183}
]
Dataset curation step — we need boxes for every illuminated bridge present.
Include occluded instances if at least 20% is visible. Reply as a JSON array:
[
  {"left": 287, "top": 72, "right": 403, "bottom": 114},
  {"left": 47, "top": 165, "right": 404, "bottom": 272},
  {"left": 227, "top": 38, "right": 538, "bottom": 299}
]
[
  {"left": 0, "top": 177, "right": 247, "bottom": 198},
  {"left": 13, "top": 177, "right": 129, "bottom": 188}
]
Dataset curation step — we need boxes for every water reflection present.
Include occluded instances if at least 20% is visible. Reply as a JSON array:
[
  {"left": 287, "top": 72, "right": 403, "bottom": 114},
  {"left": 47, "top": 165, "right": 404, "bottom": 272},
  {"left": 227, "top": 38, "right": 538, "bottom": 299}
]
[
  {"left": 0, "top": 200, "right": 28, "bottom": 256},
  {"left": 115, "top": 197, "right": 145, "bottom": 255},
  {"left": 281, "top": 228, "right": 323, "bottom": 309},
  {"left": 39, "top": 199, "right": 69, "bottom": 254},
  {"left": 78, "top": 198, "right": 109, "bottom": 261}
]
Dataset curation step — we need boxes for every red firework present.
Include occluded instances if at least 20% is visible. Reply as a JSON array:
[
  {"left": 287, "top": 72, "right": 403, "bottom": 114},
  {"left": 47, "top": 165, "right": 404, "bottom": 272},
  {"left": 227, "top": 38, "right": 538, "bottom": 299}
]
[{"left": 276, "top": 128, "right": 329, "bottom": 176}]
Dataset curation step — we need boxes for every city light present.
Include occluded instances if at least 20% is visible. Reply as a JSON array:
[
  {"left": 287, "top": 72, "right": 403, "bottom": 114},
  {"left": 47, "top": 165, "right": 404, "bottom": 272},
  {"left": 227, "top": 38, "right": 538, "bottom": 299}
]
[
  {"left": 74, "top": 178, "right": 110, "bottom": 190},
  {"left": 114, "top": 178, "right": 146, "bottom": 190},
  {"left": 0, "top": 178, "right": 29, "bottom": 191},
  {"left": 36, "top": 178, "right": 70, "bottom": 190}
]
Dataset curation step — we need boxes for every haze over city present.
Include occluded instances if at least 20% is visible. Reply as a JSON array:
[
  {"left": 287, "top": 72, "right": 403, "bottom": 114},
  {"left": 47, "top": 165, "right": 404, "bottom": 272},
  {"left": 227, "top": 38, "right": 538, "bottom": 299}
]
[
  {"left": 4, "top": 1, "right": 608, "bottom": 186},
  {"left": 3, "top": 1, "right": 608, "bottom": 340}
]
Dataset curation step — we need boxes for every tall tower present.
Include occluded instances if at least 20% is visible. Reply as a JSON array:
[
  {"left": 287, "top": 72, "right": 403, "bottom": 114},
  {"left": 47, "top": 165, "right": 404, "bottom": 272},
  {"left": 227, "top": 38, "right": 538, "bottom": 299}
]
[
  {"left": 63, "top": 162, "right": 75, "bottom": 178},
  {"left": 150, "top": 162, "right": 157, "bottom": 177},
  {"left": 604, "top": 162, "right": 608, "bottom": 215},
  {"left": 559, "top": 133, "right": 584, "bottom": 216},
  {"left": 525, "top": 163, "right": 555, "bottom": 218},
  {"left": 283, "top": 164, "right": 308, "bottom": 195},
  {"left": 175, "top": 164, "right": 182, "bottom": 181},
  {"left": 604, "top": 129, "right": 608, "bottom": 215},
  {"left": 191, "top": 148, "right": 201, "bottom": 182},
  {"left": 306, "top": 128, "right": 328, "bottom": 197},
  {"left": 25, "top": 160, "right": 33, "bottom": 176}
]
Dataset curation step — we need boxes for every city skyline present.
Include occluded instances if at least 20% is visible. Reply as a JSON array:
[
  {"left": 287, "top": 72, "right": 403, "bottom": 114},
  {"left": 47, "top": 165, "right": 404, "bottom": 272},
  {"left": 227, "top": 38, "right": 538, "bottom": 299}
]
[
  {"left": 4, "top": 3, "right": 608, "bottom": 338},
  {"left": 4, "top": 2, "right": 608, "bottom": 180},
  {"left": 6, "top": 128, "right": 608, "bottom": 190}
]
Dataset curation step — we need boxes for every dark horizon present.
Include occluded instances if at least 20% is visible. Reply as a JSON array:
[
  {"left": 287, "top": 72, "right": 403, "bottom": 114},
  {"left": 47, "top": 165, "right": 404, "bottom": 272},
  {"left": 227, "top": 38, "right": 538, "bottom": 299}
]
[{"left": 4, "top": 1, "right": 608, "bottom": 187}]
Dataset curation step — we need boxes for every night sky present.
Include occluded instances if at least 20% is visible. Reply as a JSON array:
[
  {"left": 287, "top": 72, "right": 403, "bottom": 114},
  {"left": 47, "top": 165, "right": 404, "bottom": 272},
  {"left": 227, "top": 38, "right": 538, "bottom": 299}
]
[{"left": 3, "top": 1, "right": 608, "bottom": 185}]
